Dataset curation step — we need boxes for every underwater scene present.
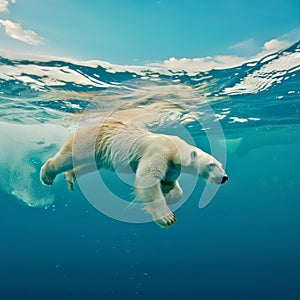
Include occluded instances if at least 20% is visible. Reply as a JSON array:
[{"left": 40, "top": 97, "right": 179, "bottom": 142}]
[{"left": 0, "top": 41, "right": 300, "bottom": 299}]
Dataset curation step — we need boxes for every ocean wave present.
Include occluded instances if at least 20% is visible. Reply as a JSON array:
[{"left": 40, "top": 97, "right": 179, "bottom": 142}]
[
  {"left": 220, "top": 42, "right": 300, "bottom": 95},
  {"left": 0, "top": 41, "right": 299, "bottom": 95}
]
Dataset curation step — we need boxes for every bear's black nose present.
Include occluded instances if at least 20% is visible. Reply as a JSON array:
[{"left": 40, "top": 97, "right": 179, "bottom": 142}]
[{"left": 221, "top": 176, "right": 228, "bottom": 184}]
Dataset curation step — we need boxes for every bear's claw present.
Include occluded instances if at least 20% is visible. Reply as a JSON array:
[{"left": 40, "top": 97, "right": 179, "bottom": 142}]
[{"left": 155, "top": 213, "right": 177, "bottom": 228}]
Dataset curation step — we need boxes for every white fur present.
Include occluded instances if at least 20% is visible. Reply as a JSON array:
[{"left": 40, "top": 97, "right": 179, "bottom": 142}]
[{"left": 40, "top": 118, "right": 227, "bottom": 228}]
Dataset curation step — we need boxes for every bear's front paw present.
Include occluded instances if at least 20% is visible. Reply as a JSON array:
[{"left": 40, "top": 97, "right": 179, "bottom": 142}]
[
  {"left": 40, "top": 160, "right": 56, "bottom": 186},
  {"left": 155, "top": 212, "right": 177, "bottom": 228},
  {"left": 146, "top": 199, "right": 177, "bottom": 228}
]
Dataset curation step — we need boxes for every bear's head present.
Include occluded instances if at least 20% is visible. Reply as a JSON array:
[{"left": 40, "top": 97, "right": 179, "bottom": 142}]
[{"left": 190, "top": 150, "right": 228, "bottom": 184}]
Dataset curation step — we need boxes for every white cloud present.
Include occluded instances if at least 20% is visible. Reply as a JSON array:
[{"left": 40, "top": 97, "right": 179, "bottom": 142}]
[
  {"left": 0, "top": 19, "right": 44, "bottom": 45},
  {"left": 263, "top": 39, "right": 290, "bottom": 51},
  {"left": 0, "top": 1, "right": 43, "bottom": 47},
  {"left": 149, "top": 55, "right": 246, "bottom": 74},
  {"left": 149, "top": 30, "right": 299, "bottom": 75},
  {"left": 251, "top": 38, "right": 294, "bottom": 61},
  {"left": 0, "top": 0, "right": 15, "bottom": 13},
  {"left": 0, "top": 0, "right": 9, "bottom": 12}
]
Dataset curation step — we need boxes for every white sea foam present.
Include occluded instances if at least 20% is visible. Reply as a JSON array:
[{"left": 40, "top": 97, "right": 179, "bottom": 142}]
[
  {"left": 0, "top": 64, "right": 112, "bottom": 90},
  {"left": 221, "top": 51, "right": 300, "bottom": 95},
  {"left": 0, "top": 122, "right": 69, "bottom": 206}
]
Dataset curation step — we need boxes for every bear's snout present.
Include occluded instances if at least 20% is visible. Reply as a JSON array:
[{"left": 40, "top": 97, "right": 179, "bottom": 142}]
[{"left": 221, "top": 175, "right": 228, "bottom": 184}]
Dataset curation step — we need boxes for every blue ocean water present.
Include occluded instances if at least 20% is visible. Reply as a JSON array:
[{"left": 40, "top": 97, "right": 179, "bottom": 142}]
[{"left": 0, "top": 42, "right": 300, "bottom": 299}]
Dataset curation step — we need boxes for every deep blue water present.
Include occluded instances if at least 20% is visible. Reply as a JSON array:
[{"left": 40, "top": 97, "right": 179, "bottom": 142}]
[{"left": 0, "top": 42, "right": 300, "bottom": 299}]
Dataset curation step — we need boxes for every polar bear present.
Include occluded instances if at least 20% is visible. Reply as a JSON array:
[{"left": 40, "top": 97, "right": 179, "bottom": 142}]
[{"left": 40, "top": 118, "right": 228, "bottom": 227}]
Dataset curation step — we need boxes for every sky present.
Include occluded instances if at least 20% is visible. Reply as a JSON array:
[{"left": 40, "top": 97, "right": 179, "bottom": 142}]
[{"left": 0, "top": 0, "right": 300, "bottom": 67}]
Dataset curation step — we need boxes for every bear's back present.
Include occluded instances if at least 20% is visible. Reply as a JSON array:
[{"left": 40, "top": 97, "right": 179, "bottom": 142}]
[{"left": 94, "top": 119, "right": 150, "bottom": 169}]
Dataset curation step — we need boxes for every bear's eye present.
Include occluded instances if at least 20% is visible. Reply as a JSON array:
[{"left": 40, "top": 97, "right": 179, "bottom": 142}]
[
  {"left": 191, "top": 151, "right": 197, "bottom": 159},
  {"left": 209, "top": 163, "right": 217, "bottom": 169}
]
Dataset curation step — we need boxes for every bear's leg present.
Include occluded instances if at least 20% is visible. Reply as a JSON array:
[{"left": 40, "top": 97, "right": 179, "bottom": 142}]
[
  {"left": 164, "top": 181, "right": 183, "bottom": 205},
  {"left": 64, "top": 163, "right": 101, "bottom": 191},
  {"left": 40, "top": 139, "right": 74, "bottom": 186},
  {"left": 64, "top": 169, "right": 75, "bottom": 191},
  {"left": 40, "top": 153, "right": 73, "bottom": 185},
  {"left": 134, "top": 154, "right": 176, "bottom": 228}
]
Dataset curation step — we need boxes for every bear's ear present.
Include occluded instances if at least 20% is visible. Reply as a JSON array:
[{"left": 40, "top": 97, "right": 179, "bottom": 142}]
[{"left": 191, "top": 150, "right": 198, "bottom": 160}]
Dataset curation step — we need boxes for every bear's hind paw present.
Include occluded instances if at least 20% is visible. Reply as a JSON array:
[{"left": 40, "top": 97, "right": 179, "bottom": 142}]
[
  {"left": 64, "top": 171, "right": 75, "bottom": 191},
  {"left": 40, "top": 162, "right": 56, "bottom": 186}
]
